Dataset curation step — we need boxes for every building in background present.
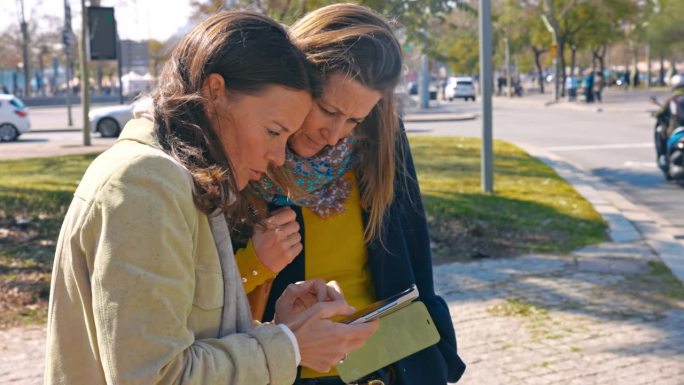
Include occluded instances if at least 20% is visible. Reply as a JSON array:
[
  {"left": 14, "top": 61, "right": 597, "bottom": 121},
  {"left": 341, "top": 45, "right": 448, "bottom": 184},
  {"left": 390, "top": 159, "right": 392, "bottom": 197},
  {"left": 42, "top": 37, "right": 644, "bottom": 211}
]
[{"left": 120, "top": 40, "right": 149, "bottom": 75}]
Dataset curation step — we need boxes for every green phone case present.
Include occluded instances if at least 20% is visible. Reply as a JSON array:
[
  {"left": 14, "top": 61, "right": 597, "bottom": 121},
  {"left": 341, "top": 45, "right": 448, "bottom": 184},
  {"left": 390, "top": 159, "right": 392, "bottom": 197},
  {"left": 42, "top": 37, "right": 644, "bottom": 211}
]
[{"left": 336, "top": 301, "right": 440, "bottom": 383}]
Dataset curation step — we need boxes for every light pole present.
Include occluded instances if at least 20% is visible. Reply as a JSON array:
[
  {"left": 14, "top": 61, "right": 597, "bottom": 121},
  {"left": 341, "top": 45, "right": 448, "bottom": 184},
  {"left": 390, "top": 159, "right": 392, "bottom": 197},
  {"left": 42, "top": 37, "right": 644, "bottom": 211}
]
[
  {"left": 419, "top": 54, "right": 430, "bottom": 109},
  {"left": 504, "top": 35, "right": 511, "bottom": 98},
  {"left": 63, "top": 0, "right": 75, "bottom": 126},
  {"left": 17, "top": 0, "right": 31, "bottom": 97},
  {"left": 479, "top": 0, "right": 493, "bottom": 193},
  {"left": 80, "top": 0, "right": 91, "bottom": 146}
]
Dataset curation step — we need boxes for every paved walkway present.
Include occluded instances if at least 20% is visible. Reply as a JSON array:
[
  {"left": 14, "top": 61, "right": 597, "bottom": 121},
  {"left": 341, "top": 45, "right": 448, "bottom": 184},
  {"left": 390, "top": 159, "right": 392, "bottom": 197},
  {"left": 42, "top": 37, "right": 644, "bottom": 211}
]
[
  {"left": 0, "top": 326, "right": 45, "bottom": 384},
  {"left": 440, "top": 241, "right": 684, "bottom": 385},
  {"left": 4, "top": 240, "right": 683, "bottom": 385}
]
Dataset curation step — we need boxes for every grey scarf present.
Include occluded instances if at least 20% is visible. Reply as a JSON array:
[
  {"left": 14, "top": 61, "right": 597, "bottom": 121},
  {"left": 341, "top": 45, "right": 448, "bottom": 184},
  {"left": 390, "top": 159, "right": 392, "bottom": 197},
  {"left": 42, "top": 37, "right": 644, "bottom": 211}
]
[{"left": 208, "top": 210, "right": 254, "bottom": 335}]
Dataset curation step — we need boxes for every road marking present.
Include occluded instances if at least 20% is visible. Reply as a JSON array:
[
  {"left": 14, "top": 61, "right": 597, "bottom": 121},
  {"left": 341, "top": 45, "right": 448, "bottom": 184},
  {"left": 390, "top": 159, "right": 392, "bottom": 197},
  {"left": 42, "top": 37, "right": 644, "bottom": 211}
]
[
  {"left": 546, "top": 143, "right": 651, "bottom": 151},
  {"left": 623, "top": 161, "right": 657, "bottom": 169}
]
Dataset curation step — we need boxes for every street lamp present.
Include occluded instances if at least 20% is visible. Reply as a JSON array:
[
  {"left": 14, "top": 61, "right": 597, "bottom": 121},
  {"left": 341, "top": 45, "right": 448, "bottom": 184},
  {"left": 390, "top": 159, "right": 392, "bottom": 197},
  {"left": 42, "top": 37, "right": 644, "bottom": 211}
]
[
  {"left": 17, "top": 0, "right": 31, "bottom": 98},
  {"left": 479, "top": 0, "right": 493, "bottom": 193}
]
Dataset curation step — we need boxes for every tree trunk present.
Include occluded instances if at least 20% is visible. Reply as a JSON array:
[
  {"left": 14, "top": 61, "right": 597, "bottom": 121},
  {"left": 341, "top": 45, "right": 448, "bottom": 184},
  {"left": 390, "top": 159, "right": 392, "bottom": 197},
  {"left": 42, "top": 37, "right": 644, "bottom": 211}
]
[
  {"left": 659, "top": 54, "right": 666, "bottom": 86},
  {"left": 598, "top": 45, "right": 606, "bottom": 74},
  {"left": 591, "top": 46, "right": 606, "bottom": 76},
  {"left": 570, "top": 46, "right": 577, "bottom": 79},
  {"left": 532, "top": 46, "right": 545, "bottom": 94}
]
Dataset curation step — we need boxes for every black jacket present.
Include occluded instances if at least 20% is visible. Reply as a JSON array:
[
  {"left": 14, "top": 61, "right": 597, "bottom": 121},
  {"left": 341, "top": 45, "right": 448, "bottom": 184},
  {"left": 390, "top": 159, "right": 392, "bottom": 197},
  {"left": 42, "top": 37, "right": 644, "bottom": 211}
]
[{"left": 260, "top": 130, "right": 466, "bottom": 384}]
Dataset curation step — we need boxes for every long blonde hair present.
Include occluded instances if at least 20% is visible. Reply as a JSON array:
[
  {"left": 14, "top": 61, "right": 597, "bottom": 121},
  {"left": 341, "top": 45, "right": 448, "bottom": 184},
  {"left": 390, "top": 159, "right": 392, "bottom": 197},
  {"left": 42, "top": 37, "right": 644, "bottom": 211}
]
[{"left": 291, "top": 3, "right": 403, "bottom": 242}]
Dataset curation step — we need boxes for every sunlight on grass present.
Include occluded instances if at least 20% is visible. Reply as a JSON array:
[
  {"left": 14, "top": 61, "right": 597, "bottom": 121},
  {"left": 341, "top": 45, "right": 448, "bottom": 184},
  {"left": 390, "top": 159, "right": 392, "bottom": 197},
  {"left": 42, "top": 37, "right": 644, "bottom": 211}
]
[
  {"left": 0, "top": 154, "right": 98, "bottom": 216},
  {"left": 409, "top": 136, "right": 607, "bottom": 260},
  {"left": 0, "top": 153, "right": 98, "bottom": 328}
]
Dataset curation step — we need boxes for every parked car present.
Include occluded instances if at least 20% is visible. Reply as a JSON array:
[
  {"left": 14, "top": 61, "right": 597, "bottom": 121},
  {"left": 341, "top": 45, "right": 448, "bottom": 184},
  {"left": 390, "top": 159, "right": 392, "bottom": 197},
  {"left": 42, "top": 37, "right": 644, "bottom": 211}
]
[
  {"left": 445, "top": 77, "right": 476, "bottom": 101},
  {"left": 0, "top": 94, "right": 30, "bottom": 142},
  {"left": 89, "top": 102, "right": 137, "bottom": 137}
]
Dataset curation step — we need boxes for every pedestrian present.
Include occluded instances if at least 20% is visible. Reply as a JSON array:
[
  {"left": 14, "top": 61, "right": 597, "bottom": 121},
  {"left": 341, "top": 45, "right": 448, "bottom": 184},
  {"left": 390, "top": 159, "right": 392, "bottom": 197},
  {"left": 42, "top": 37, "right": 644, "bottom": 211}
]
[
  {"left": 44, "top": 11, "right": 378, "bottom": 385},
  {"left": 584, "top": 70, "right": 595, "bottom": 103},
  {"left": 633, "top": 69, "right": 641, "bottom": 88},
  {"left": 624, "top": 70, "right": 631, "bottom": 89},
  {"left": 234, "top": 4, "right": 466, "bottom": 385},
  {"left": 513, "top": 77, "right": 523, "bottom": 97},
  {"left": 497, "top": 76, "right": 505, "bottom": 96},
  {"left": 594, "top": 72, "right": 605, "bottom": 103},
  {"left": 566, "top": 74, "right": 578, "bottom": 101}
]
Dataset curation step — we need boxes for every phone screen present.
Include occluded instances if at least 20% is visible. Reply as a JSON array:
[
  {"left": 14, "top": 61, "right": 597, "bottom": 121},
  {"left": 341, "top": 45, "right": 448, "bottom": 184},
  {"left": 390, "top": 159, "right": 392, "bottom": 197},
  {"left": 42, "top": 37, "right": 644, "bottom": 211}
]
[{"left": 339, "top": 285, "right": 418, "bottom": 324}]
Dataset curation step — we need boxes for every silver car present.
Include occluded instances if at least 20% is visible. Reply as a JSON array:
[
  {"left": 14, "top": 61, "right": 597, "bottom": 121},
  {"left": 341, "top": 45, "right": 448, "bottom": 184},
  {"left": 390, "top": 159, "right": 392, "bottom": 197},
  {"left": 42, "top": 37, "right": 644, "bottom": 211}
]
[
  {"left": 0, "top": 94, "right": 31, "bottom": 142},
  {"left": 88, "top": 103, "right": 135, "bottom": 138},
  {"left": 445, "top": 77, "right": 476, "bottom": 102}
]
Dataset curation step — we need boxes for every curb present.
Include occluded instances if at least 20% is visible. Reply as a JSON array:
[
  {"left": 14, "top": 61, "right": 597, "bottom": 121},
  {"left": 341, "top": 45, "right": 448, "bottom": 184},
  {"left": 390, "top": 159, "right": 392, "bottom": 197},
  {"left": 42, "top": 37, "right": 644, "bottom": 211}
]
[
  {"left": 403, "top": 113, "right": 477, "bottom": 123},
  {"left": 26, "top": 128, "right": 82, "bottom": 134},
  {"left": 521, "top": 144, "right": 684, "bottom": 284}
]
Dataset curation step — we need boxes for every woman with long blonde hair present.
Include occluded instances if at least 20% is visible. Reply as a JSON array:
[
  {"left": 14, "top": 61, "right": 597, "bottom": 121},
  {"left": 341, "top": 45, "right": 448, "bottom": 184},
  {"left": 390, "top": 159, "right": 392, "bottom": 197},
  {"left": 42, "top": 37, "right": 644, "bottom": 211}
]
[{"left": 234, "top": 4, "right": 466, "bottom": 384}]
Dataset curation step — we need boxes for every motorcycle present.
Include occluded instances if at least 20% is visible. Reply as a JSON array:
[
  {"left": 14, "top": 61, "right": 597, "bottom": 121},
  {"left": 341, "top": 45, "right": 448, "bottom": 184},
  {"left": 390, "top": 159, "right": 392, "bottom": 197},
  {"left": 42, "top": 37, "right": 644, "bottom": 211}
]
[{"left": 651, "top": 96, "right": 684, "bottom": 182}]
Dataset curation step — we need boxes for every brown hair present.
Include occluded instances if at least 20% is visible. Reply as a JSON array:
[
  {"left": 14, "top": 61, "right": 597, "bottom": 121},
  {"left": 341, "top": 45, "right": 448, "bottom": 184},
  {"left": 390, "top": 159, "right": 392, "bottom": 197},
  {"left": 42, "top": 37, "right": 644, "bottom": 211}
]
[
  {"left": 152, "top": 11, "right": 317, "bottom": 219},
  {"left": 291, "top": 3, "right": 403, "bottom": 242}
]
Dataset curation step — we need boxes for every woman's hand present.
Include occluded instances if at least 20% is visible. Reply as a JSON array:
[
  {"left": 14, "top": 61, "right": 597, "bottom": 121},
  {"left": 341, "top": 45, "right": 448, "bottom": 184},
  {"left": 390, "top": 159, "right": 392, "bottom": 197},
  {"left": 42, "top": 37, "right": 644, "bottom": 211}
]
[
  {"left": 252, "top": 207, "right": 302, "bottom": 274},
  {"left": 273, "top": 280, "right": 379, "bottom": 372},
  {"left": 274, "top": 279, "right": 344, "bottom": 323}
]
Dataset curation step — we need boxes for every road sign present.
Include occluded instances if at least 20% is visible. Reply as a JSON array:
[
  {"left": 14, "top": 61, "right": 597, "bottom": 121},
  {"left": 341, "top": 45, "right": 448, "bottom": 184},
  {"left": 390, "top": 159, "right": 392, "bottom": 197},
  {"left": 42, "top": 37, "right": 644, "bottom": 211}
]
[{"left": 88, "top": 6, "right": 118, "bottom": 61}]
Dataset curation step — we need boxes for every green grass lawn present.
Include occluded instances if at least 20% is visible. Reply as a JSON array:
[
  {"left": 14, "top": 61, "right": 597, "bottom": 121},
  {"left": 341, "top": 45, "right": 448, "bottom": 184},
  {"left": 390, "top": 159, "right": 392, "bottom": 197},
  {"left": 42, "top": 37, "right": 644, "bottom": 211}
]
[
  {"left": 0, "top": 153, "right": 99, "bottom": 328},
  {"left": 409, "top": 136, "right": 608, "bottom": 261},
  {"left": 0, "top": 137, "right": 609, "bottom": 328}
]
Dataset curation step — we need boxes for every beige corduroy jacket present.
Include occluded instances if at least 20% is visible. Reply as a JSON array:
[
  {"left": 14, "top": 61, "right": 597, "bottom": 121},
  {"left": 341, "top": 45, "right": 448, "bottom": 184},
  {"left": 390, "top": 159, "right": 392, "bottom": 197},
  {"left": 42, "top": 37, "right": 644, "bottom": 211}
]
[{"left": 44, "top": 118, "right": 297, "bottom": 385}]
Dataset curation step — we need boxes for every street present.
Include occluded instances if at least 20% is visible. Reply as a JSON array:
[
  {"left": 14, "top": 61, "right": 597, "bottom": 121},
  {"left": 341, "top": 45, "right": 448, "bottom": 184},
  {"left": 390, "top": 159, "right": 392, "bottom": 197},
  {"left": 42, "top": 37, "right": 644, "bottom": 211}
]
[
  {"left": 403, "top": 88, "right": 684, "bottom": 245},
  {"left": 0, "top": 103, "right": 119, "bottom": 159}
]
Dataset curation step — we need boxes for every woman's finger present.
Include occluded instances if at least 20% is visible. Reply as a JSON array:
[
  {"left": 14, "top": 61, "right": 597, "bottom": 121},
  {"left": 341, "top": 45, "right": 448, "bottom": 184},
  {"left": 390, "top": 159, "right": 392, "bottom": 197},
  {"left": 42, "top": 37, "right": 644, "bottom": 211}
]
[
  {"left": 325, "top": 280, "right": 344, "bottom": 301},
  {"left": 278, "top": 221, "right": 300, "bottom": 236},
  {"left": 286, "top": 232, "right": 302, "bottom": 247},
  {"left": 289, "top": 243, "right": 303, "bottom": 259},
  {"left": 265, "top": 207, "right": 297, "bottom": 228}
]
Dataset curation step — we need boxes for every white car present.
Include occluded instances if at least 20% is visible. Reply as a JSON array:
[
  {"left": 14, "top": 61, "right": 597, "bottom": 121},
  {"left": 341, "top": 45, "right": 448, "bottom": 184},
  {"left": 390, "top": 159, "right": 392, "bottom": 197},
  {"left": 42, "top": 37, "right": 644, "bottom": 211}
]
[
  {"left": 89, "top": 103, "right": 135, "bottom": 138},
  {"left": 445, "top": 77, "right": 476, "bottom": 101},
  {"left": 0, "top": 94, "right": 31, "bottom": 142}
]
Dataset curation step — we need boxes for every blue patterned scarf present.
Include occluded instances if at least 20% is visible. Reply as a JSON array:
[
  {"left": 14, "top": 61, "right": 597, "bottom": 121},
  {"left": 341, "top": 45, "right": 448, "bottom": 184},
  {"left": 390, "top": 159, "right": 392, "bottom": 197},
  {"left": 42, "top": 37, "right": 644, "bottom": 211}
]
[{"left": 258, "top": 136, "right": 360, "bottom": 217}]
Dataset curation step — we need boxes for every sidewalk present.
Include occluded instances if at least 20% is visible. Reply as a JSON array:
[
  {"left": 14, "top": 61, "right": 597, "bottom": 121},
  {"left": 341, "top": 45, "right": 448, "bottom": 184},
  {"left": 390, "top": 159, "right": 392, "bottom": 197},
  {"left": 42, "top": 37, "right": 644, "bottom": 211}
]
[
  {"left": 492, "top": 87, "right": 670, "bottom": 115},
  {"left": 442, "top": 146, "right": 684, "bottom": 384},
  {"left": 2, "top": 143, "right": 684, "bottom": 385}
]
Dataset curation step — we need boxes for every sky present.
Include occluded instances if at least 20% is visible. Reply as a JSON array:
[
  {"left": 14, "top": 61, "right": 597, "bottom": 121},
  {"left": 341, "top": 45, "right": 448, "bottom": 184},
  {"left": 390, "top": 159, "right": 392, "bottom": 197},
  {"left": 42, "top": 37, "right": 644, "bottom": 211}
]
[{"left": 0, "top": 0, "right": 194, "bottom": 42}]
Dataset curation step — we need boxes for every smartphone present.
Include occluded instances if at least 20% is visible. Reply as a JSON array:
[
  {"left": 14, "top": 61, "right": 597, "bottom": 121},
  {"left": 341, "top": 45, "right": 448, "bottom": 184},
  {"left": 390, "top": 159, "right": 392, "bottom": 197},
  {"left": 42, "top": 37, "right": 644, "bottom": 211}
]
[{"left": 339, "top": 284, "right": 419, "bottom": 325}]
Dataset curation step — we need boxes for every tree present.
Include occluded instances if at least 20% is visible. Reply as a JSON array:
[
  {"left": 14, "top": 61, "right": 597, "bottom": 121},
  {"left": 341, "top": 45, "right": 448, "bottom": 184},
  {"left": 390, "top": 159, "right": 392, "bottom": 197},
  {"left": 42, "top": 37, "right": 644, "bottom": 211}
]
[
  {"left": 529, "top": 21, "right": 552, "bottom": 93},
  {"left": 427, "top": 5, "right": 479, "bottom": 76},
  {"left": 533, "top": 0, "right": 603, "bottom": 96},
  {"left": 647, "top": 0, "right": 684, "bottom": 80},
  {"left": 581, "top": 0, "right": 637, "bottom": 75},
  {"left": 190, "top": 0, "right": 468, "bottom": 47}
]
